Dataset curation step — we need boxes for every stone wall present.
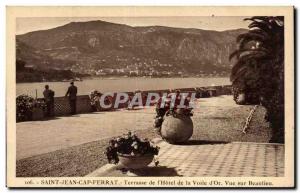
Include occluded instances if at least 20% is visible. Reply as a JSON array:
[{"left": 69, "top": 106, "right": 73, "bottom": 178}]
[{"left": 53, "top": 95, "right": 92, "bottom": 116}]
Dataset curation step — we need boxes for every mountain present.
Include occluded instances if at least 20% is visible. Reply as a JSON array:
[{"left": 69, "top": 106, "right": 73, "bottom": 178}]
[
  {"left": 16, "top": 39, "right": 87, "bottom": 82},
  {"left": 16, "top": 20, "right": 247, "bottom": 77},
  {"left": 16, "top": 39, "right": 76, "bottom": 70}
]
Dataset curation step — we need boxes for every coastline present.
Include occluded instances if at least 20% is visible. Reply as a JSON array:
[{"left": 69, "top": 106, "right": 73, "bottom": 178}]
[{"left": 16, "top": 77, "right": 231, "bottom": 97}]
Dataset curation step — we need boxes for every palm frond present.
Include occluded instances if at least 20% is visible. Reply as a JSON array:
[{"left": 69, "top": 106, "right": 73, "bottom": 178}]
[
  {"left": 274, "top": 16, "right": 284, "bottom": 21},
  {"left": 229, "top": 48, "right": 269, "bottom": 61},
  {"left": 238, "top": 37, "right": 257, "bottom": 50},
  {"left": 230, "top": 65, "right": 248, "bottom": 83},
  {"left": 237, "top": 32, "right": 267, "bottom": 43},
  {"left": 231, "top": 61, "right": 249, "bottom": 82},
  {"left": 238, "top": 51, "right": 267, "bottom": 62},
  {"left": 244, "top": 16, "right": 269, "bottom": 23},
  {"left": 274, "top": 16, "right": 284, "bottom": 26},
  {"left": 229, "top": 50, "right": 239, "bottom": 61},
  {"left": 238, "top": 35, "right": 273, "bottom": 51},
  {"left": 230, "top": 52, "right": 267, "bottom": 81},
  {"left": 248, "top": 29, "right": 269, "bottom": 38},
  {"left": 248, "top": 21, "right": 272, "bottom": 33}
]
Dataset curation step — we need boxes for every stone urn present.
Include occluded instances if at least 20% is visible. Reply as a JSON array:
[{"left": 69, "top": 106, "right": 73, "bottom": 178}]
[
  {"left": 118, "top": 153, "right": 154, "bottom": 169},
  {"left": 160, "top": 115, "right": 193, "bottom": 144}
]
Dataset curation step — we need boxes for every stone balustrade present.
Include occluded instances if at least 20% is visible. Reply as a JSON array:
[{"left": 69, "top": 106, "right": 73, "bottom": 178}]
[{"left": 28, "top": 85, "right": 232, "bottom": 120}]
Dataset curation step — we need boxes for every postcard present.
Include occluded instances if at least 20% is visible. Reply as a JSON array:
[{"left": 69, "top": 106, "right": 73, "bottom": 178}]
[{"left": 6, "top": 6, "right": 294, "bottom": 188}]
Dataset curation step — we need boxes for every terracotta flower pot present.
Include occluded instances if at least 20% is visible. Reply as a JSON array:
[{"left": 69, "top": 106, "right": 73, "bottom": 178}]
[
  {"left": 118, "top": 153, "right": 154, "bottom": 169},
  {"left": 161, "top": 115, "right": 193, "bottom": 144}
]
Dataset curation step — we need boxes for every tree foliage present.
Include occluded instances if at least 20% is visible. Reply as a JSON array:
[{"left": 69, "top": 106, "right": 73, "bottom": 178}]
[{"left": 230, "top": 16, "right": 284, "bottom": 143}]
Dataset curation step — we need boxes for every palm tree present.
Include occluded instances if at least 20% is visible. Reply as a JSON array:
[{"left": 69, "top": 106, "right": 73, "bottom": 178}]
[{"left": 230, "top": 16, "right": 284, "bottom": 143}]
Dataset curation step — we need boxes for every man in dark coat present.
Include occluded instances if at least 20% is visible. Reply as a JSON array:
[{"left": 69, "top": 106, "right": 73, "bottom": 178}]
[
  {"left": 65, "top": 82, "right": 78, "bottom": 115},
  {"left": 43, "top": 85, "right": 55, "bottom": 117}
]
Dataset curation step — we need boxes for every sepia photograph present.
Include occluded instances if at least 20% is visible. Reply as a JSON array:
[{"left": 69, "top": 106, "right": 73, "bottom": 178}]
[{"left": 6, "top": 6, "right": 294, "bottom": 188}]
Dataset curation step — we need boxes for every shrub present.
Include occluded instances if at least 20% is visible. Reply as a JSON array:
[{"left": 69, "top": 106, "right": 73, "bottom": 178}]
[
  {"left": 16, "top": 95, "right": 46, "bottom": 122},
  {"left": 16, "top": 95, "right": 35, "bottom": 122}
]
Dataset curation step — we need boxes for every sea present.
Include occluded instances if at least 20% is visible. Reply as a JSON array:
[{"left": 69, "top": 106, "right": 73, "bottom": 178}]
[{"left": 16, "top": 77, "right": 230, "bottom": 98}]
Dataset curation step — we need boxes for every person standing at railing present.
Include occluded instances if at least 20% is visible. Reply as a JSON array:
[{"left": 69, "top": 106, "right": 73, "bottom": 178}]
[
  {"left": 43, "top": 85, "right": 55, "bottom": 117},
  {"left": 65, "top": 81, "right": 78, "bottom": 115}
]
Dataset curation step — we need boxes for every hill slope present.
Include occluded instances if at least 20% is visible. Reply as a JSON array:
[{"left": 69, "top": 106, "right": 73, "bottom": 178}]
[{"left": 16, "top": 20, "right": 247, "bottom": 77}]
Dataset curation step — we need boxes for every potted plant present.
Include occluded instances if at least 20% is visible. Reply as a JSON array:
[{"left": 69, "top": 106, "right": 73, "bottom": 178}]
[
  {"left": 105, "top": 132, "right": 159, "bottom": 169},
  {"left": 154, "top": 91, "right": 194, "bottom": 144}
]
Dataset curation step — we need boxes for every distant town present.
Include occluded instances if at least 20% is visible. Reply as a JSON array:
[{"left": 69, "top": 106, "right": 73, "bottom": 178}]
[
  {"left": 69, "top": 56, "right": 230, "bottom": 78},
  {"left": 17, "top": 56, "right": 230, "bottom": 83}
]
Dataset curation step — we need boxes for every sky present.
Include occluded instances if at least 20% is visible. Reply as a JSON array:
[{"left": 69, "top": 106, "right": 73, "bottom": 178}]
[{"left": 16, "top": 16, "right": 250, "bottom": 35}]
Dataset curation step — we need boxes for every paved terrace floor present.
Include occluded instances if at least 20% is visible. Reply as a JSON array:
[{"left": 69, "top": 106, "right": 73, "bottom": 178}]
[
  {"left": 16, "top": 95, "right": 271, "bottom": 160},
  {"left": 87, "top": 140, "right": 284, "bottom": 177}
]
